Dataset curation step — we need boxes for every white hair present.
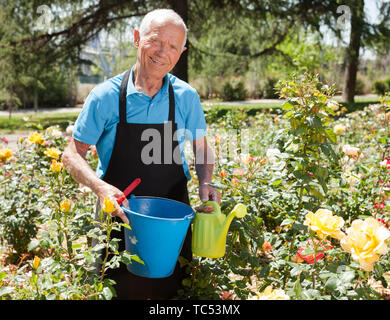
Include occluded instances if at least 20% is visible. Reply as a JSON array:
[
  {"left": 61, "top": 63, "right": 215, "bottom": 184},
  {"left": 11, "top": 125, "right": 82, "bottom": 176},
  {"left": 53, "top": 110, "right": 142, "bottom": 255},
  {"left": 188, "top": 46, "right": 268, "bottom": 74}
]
[{"left": 139, "top": 9, "right": 187, "bottom": 49}]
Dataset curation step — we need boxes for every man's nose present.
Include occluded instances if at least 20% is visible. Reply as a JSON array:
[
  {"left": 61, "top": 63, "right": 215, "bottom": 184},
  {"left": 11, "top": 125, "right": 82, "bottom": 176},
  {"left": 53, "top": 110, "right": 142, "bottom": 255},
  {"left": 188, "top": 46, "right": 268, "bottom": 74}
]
[{"left": 156, "top": 43, "right": 167, "bottom": 56}]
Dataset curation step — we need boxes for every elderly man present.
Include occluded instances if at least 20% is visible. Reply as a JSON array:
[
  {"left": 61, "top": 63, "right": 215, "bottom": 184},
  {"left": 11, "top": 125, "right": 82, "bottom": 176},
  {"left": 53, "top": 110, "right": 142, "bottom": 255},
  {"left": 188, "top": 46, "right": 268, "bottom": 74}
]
[{"left": 62, "top": 9, "right": 220, "bottom": 299}]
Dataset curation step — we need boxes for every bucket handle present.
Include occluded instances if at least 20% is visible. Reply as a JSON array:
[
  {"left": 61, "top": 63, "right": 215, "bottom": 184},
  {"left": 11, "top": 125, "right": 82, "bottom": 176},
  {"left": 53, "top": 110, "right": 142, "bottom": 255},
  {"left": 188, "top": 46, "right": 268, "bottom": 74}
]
[{"left": 184, "top": 211, "right": 196, "bottom": 220}]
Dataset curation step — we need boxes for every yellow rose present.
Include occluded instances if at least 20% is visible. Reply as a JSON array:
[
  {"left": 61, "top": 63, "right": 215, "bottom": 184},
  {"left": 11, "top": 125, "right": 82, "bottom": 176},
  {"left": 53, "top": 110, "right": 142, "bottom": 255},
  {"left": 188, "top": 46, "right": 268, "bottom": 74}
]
[
  {"left": 102, "top": 197, "right": 115, "bottom": 213},
  {"left": 340, "top": 106, "right": 348, "bottom": 114},
  {"left": 249, "top": 286, "right": 290, "bottom": 300},
  {"left": 304, "top": 209, "right": 345, "bottom": 240},
  {"left": 340, "top": 217, "right": 390, "bottom": 272},
  {"left": 363, "top": 134, "right": 372, "bottom": 140},
  {"left": 32, "top": 256, "right": 40, "bottom": 270},
  {"left": 60, "top": 198, "right": 71, "bottom": 213},
  {"left": 327, "top": 101, "right": 339, "bottom": 111},
  {"left": 333, "top": 124, "right": 346, "bottom": 135},
  {"left": 0, "top": 148, "right": 13, "bottom": 161},
  {"left": 44, "top": 147, "right": 61, "bottom": 159},
  {"left": 27, "top": 132, "right": 44, "bottom": 145},
  {"left": 50, "top": 159, "right": 63, "bottom": 173}
]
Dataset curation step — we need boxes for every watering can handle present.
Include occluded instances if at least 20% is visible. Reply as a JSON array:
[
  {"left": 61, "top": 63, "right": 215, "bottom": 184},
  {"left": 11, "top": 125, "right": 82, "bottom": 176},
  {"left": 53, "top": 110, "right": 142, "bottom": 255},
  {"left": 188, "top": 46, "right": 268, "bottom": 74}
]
[{"left": 201, "top": 201, "right": 221, "bottom": 215}]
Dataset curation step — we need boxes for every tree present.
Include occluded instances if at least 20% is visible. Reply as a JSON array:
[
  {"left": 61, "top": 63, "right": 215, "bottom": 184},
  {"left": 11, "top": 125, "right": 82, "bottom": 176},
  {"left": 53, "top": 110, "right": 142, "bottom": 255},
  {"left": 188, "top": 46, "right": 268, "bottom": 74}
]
[{"left": 188, "top": 0, "right": 390, "bottom": 103}]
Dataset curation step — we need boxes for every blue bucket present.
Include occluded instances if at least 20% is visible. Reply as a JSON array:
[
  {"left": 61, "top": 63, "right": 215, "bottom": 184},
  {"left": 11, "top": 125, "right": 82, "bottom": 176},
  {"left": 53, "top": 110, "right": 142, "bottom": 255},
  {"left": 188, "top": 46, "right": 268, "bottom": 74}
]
[{"left": 122, "top": 195, "right": 195, "bottom": 278}]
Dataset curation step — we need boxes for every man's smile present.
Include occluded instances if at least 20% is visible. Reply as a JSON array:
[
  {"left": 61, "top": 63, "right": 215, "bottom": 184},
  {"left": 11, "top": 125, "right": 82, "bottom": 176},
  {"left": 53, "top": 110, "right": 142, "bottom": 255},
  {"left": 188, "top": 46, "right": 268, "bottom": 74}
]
[{"left": 149, "top": 56, "right": 164, "bottom": 66}]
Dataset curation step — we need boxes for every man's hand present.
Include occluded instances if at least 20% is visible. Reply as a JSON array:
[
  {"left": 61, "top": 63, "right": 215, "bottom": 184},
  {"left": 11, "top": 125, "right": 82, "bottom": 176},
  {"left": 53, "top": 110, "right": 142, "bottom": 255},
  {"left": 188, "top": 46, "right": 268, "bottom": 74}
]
[
  {"left": 96, "top": 183, "right": 130, "bottom": 225},
  {"left": 192, "top": 136, "right": 221, "bottom": 213},
  {"left": 195, "top": 184, "right": 221, "bottom": 213}
]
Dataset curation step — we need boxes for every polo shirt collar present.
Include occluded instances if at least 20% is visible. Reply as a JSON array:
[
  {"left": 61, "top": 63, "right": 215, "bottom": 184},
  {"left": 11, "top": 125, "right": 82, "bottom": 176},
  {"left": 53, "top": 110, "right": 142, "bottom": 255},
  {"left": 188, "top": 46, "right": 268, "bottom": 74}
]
[{"left": 126, "top": 65, "right": 169, "bottom": 97}]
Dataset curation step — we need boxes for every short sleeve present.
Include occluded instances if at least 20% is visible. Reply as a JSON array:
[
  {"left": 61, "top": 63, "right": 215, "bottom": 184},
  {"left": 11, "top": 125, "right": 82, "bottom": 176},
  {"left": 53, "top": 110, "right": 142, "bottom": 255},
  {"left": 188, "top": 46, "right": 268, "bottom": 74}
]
[
  {"left": 184, "top": 92, "right": 207, "bottom": 141},
  {"left": 73, "top": 91, "right": 106, "bottom": 146}
]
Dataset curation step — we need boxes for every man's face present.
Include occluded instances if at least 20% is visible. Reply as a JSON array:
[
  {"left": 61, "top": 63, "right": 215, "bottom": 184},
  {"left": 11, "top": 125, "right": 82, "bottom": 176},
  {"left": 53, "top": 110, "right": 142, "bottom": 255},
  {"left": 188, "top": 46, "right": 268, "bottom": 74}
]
[{"left": 134, "top": 19, "right": 186, "bottom": 79}]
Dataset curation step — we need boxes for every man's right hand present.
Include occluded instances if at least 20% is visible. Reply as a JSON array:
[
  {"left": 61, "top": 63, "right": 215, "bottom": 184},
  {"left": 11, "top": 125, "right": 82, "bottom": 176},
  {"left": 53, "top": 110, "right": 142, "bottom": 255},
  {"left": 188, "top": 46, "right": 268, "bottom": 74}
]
[{"left": 96, "top": 183, "right": 130, "bottom": 225}]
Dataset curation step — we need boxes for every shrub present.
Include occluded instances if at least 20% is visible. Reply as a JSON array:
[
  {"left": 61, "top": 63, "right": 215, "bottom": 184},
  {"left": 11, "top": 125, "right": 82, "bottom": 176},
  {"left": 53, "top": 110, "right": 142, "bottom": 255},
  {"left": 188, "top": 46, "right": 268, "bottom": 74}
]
[
  {"left": 222, "top": 81, "right": 247, "bottom": 101},
  {"left": 373, "top": 78, "right": 390, "bottom": 95},
  {"left": 261, "top": 77, "right": 279, "bottom": 99}
]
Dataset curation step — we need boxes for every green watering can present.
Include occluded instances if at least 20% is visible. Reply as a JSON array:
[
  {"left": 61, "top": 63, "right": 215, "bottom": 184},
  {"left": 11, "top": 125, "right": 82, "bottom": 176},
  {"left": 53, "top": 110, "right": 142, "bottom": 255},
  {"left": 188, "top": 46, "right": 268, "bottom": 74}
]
[{"left": 192, "top": 201, "right": 247, "bottom": 258}]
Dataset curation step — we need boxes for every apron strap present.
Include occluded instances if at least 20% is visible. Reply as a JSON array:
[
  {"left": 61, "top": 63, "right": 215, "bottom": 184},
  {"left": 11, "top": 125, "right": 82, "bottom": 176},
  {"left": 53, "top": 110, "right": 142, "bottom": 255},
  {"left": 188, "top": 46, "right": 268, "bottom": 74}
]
[
  {"left": 168, "top": 81, "right": 175, "bottom": 123},
  {"left": 119, "top": 69, "right": 176, "bottom": 124},
  {"left": 119, "top": 69, "right": 131, "bottom": 125}
]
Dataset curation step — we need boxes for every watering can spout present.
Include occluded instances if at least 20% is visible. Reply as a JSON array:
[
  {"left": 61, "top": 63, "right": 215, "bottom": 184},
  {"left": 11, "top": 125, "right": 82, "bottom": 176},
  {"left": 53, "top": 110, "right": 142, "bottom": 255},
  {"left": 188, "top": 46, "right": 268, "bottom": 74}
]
[
  {"left": 220, "top": 203, "right": 247, "bottom": 239},
  {"left": 192, "top": 201, "right": 247, "bottom": 259}
]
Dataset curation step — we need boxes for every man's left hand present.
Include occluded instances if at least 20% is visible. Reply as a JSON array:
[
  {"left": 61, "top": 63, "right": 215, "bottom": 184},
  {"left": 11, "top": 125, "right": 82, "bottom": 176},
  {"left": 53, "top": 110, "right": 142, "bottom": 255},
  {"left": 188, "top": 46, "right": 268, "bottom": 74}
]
[{"left": 195, "top": 184, "right": 221, "bottom": 213}]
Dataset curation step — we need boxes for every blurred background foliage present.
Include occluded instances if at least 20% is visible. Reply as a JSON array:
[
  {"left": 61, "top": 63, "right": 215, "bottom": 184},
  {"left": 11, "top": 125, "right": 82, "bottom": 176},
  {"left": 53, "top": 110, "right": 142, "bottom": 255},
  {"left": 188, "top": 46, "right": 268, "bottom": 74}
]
[{"left": 0, "top": 0, "right": 389, "bottom": 113}]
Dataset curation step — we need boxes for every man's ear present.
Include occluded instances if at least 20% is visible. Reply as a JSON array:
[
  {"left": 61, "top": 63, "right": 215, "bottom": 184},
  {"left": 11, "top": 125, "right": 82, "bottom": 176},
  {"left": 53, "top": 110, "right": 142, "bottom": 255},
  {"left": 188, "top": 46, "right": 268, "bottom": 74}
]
[
  {"left": 133, "top": 29, "right": 140, "bottom": 48},
  {"left": 182, "top": 46, "right": 187, "bottom": 53}
]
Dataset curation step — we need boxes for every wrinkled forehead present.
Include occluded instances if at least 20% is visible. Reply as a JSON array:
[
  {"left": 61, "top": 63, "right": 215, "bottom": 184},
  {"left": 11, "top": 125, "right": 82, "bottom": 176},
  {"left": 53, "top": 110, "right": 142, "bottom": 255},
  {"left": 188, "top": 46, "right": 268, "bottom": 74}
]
[{"left": 147, "top": 16, "right": 186, "bottom": 36}]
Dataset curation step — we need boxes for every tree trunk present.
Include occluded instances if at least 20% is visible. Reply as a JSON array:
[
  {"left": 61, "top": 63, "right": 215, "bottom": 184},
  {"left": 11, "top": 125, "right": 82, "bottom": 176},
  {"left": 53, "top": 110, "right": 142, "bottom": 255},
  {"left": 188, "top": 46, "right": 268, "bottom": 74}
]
[
  {"left": 34, "top": 86, "right": 39, "bottom": 113},
  {"left": 168, "top": 0, "right": 188, "bottom": 83},
  {"left": 341, "top": 0, "right": 364, "bottom": 103}
]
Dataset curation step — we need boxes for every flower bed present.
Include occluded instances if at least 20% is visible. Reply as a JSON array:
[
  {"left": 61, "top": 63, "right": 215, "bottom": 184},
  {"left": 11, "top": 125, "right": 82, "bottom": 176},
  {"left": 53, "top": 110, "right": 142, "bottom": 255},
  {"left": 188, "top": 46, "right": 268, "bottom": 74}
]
[{"left": 0, "top": 74, "right": 389, "bottom": 300}]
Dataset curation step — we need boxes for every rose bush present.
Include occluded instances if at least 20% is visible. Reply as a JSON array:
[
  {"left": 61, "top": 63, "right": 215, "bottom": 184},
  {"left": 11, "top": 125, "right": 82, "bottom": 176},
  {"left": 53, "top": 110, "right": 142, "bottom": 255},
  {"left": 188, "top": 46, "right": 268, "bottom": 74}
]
[
  {"left": 178, "top": 76, "right": 389, "bottom": 300},
  {"left": 0, "top": 126, "right": 139, "bottom": 299},
  {"left": 0, "top": 80, "right": 389, "bottom": 300}
]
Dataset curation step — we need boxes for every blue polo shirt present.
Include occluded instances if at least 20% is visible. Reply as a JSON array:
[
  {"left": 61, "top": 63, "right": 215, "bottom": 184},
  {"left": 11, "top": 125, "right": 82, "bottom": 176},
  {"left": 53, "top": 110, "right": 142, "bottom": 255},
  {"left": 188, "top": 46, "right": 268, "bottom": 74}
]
[{"left": 73, "top": 66, "right": 207, "bottom": 180}]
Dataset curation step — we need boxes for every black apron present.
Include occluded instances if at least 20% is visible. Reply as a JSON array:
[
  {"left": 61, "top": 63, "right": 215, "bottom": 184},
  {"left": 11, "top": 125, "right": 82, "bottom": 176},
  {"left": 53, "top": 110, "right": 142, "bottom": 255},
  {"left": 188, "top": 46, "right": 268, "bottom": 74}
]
[{"left": 94, "top": 69, "right": 192, "bottom": 300}]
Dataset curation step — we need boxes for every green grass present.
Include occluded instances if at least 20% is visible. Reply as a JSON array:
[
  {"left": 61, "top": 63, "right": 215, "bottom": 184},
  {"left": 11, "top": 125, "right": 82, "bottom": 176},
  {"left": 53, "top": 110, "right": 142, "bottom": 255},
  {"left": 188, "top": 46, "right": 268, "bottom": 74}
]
[
  {"left": 0, "top": 112, "right": 80, "bottom": 134},
  {"left": 0, "top": 94, "right": 381, "bottom": 133},
  {"left": 204, "top": 95, "right": 380, "bottom": 116},
  {"left": 204, "top": 102, "right": 283, "bottom": 117},
  {"left": 338, "top": 97, "right": 380, "bottom": 112}
]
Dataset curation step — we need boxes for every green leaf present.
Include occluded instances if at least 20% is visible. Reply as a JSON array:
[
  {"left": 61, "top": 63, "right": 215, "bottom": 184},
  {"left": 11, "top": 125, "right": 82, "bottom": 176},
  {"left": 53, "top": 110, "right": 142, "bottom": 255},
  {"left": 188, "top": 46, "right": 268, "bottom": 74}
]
[
  {"left": 0, "top": 286, "right": 14, "bottom": 297},
  {"left": 309, "top": 187, "right": 325, "bottom": 200},
  {"left": 282, "top": 102, "right": 294, "bottom": 111},
  {"left": 280, "top": 218, "right": 294, "bottom": 226},
  {"left": 272, "top": 179, "right": 283, "bottom": 187},
  {"left": 320, "top": 143, "right": 337, "bottom": 161},
  {"left": 340, "top": 270, "right": 355, "bottom": 284},
  {"left": 178, "top": 256, "right": 189, "bottom": 268},
  {"left": 28, "top": 239, "right": 40, "bottom": 252},
  {"left": 314, "top": 167, "right": 328, "bottom": 180},
  {"left": 92, "top": 244, "right": 105, "bottom": 252},
  {"left": 131, "top": 254, "right": 144, "bottom": 264},
  {"left": 208, "top": 182, "right": 228, "bottom": 190},
  {"left": 374, "top": 264, "right": 384, "bottom": 277},
  {"left": 120, "top": 223, "right": 131, "bottom": 230},
  {"left": 291, "top": 222, "right": 305, "bottom": 231},
  {"left": 102, "top": 287, "right": 113, "bottom": 300},
  {"left": 301, "top": 289, "right": 321, "bottom": 299},
  {"left": 300, "top": 248, "right": 315, "bottom": 255},
  {"left": 293, "top": 279, "right": 302, "bottom": 299},
  {"left": 259, "top": 265, "right": 270, "bottom": 277},
  {"left": 325, "top": 129, "right": 337, "bottom": 143},
  {"left": 325, "top": 276, "right": 338, "bottom": 291},
  {"left": 254, "top": 216, "right": 263, "bottom": 226},
  {"left": 305, "top": 115, "right": 322, "bottom": 128}
]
